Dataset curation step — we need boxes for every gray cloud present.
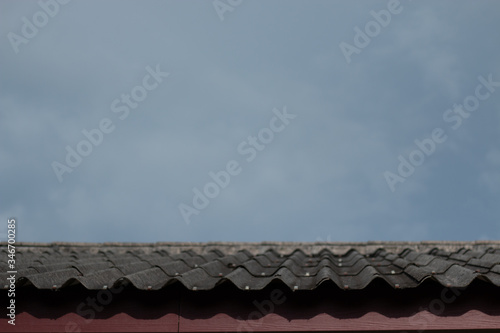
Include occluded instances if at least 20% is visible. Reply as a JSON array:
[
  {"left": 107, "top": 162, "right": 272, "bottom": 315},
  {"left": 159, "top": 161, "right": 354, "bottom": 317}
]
[{"left": 1, "top": 0, "right": 499, "bottom": 242}]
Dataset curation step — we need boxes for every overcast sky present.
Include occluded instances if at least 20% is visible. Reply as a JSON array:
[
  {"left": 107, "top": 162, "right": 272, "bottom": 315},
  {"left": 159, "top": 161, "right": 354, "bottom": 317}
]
[{"left": 1, "top": 0, "right": 499, "bottom": 243}]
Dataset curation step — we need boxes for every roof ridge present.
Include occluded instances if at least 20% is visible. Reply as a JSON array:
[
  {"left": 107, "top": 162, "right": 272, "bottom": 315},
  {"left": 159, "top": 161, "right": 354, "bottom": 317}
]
[{"left": 4, "top": 241, "right": 500, "bottom": 247}]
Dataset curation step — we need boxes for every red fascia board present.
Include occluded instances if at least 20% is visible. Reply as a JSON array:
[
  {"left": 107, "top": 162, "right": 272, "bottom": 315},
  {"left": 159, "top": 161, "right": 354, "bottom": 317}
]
[
  {"left": 2, "top": 310, "right": 499, "bottom": 332},
  {"left": 1, "top": 281, "right": 500, "bottom": 332},
  {"left": 179, "top": 310, "right": 500, "bottom": 332},
  {"left": 178, "top": 281, "right": 500, "bottom": 332}
]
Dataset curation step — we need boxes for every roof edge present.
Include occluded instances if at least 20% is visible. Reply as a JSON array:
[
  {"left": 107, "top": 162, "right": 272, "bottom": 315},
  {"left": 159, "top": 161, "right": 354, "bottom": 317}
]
[
  {"left": 2, "top": 241, "right": 499, "bottom": 255},
  {"left": 3, "top": 240, "right": 500, "bottom": 246}
]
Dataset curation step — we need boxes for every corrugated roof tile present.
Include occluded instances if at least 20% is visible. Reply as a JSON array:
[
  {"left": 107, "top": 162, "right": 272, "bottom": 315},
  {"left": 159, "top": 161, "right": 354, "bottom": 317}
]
[
  {"left": 3, "top": 241, "right": 500, "bottom": 291},
  {"left": 124, "top": 267, "right": 169, "bottom": 290},
  {"left": 77, "top": 268, "right": 124, "bottom": 289}
]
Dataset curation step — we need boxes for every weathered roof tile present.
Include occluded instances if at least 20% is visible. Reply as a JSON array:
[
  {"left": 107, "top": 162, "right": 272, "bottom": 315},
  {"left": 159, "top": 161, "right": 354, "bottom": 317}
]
[{"left": 3, "top": 241, "right": 500, "bottom": 291}]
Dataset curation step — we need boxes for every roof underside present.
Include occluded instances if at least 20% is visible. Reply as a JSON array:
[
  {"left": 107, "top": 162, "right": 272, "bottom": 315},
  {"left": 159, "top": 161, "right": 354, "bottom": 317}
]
[{"left": 2, "top": 241, "right": 500, "bottom": 291}]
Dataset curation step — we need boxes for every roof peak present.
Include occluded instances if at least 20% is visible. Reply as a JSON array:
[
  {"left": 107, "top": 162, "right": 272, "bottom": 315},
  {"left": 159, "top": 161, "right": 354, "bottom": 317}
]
[{"left": 4, "top": 240, "right": 500, "bottom": 255}]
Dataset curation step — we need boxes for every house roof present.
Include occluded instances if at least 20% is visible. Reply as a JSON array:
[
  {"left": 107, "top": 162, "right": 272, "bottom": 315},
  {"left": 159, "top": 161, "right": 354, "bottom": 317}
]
[{"left": 2, "top": 241, "right": 500, "bottom": 291}]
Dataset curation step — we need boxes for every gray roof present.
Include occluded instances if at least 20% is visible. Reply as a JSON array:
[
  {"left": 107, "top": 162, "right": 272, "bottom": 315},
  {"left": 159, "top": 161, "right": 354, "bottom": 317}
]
[{"left": 2, "top": 241, "right": 500, "bottom": 291}]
